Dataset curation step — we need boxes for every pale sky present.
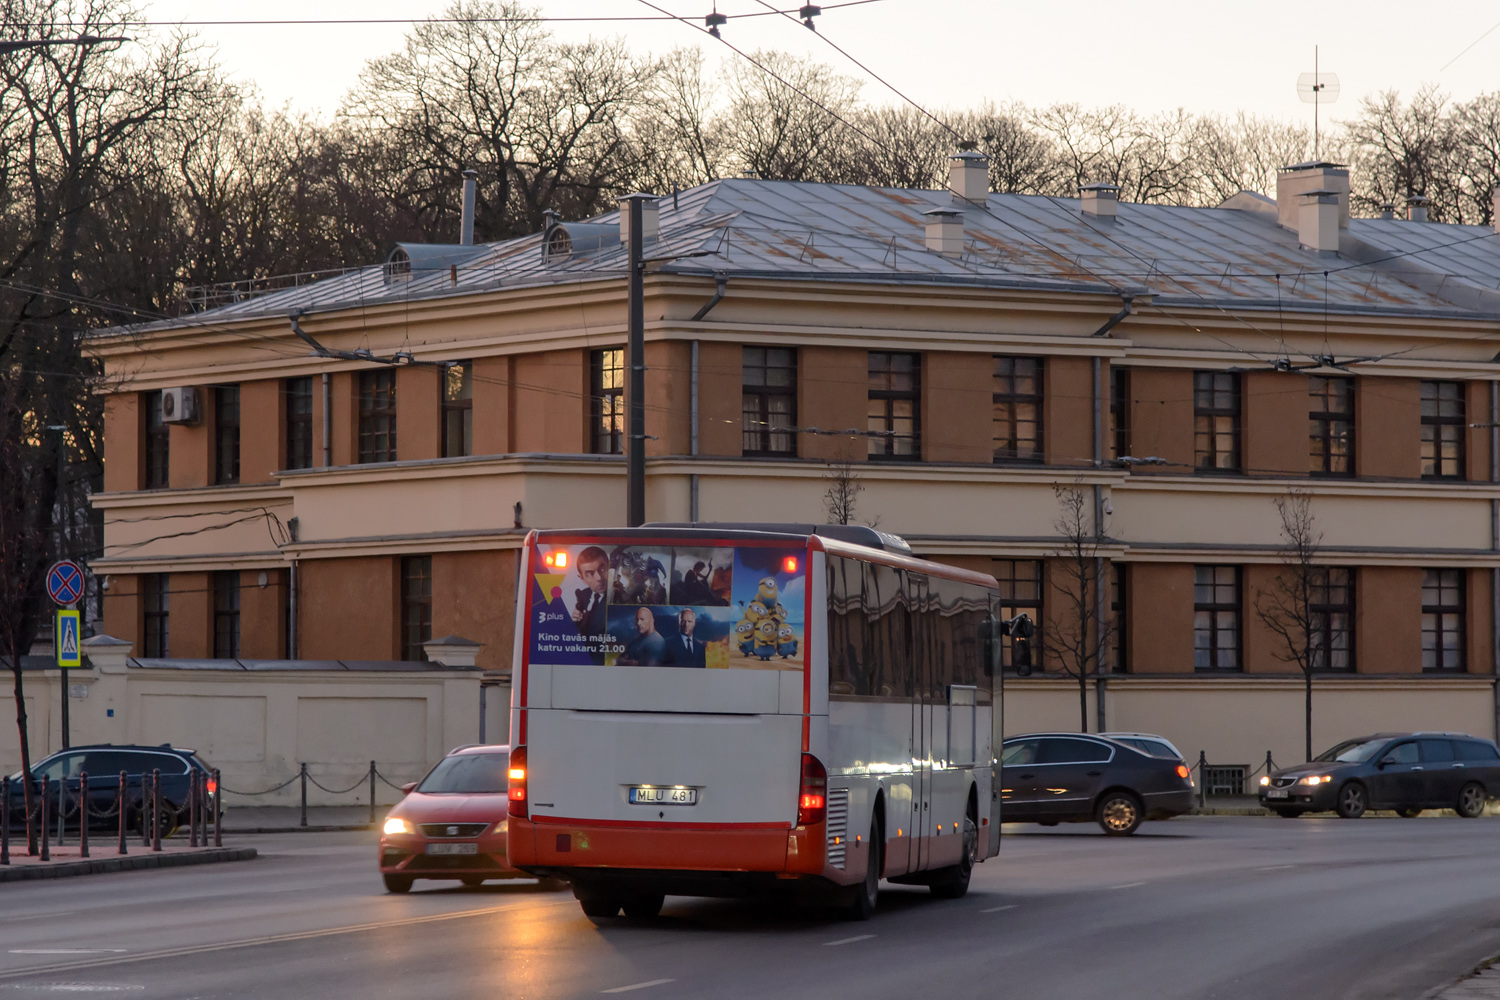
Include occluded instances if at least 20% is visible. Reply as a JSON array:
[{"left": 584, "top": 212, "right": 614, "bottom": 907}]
[{"left": 139, "top": 0, "right": 1499, "bottom": 125}]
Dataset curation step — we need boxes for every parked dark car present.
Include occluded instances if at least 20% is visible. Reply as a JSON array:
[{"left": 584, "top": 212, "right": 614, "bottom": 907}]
[
  {"left": 1002, "top": 733, "right": 1196, "bottom": 835},
  {"left": 1258, "top": 732, "right": 1500, "bottom": 819},
  {"left": 5, "top": 743, "right": 218, "bottom": 837}
]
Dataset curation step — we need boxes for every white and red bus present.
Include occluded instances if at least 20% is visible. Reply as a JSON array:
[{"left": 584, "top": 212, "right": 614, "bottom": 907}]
[{"left": 506, "top": 524, "right": 1004, "bottom": 921}]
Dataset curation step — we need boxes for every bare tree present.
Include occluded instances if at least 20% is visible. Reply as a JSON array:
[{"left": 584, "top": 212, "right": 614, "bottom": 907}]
[
  {"left": 718, "top": 50, "right": 862, "bottom": 182},
  {"left": 822, "top": 444, "right": 865, "bottom": 526},
  {"left": 1047, "top": 484, "right": 1113, "bottom": 732},
  {"left": 1253, "top": 490, "right": 1323, "bottom": 762}
]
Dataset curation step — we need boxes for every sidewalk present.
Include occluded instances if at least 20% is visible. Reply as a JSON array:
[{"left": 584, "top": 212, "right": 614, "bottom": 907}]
[
  {"left": 221, "top": 805, "right": 378, "bottom": 833},
  {"left": 1429, "top": 963, "right": 1500, "bottom": 998},
  {"left": 0, "top": 842, "right": 256, "bottom": 882}
]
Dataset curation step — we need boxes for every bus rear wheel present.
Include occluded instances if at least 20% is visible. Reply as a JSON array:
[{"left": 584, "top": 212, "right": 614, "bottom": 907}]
[
  {"left": 843, "top": 817, "right": 881, "bottom": 921},
  {"left": 929, "top": 812, "right": 977, "bottom": 899}
]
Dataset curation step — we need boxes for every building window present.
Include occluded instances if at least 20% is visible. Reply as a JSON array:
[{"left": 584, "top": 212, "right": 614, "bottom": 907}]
[
  {"left": 1193, "top": 565, "right": 1240, "bottom": 670},
  {"left": 994, "top": 559, "right": 1042, "bottom": 671},
  {"left": 590, "top": 349, "right": 624, "bottom": 455},
  {"left": 868, "top": 351, "right": 920, "bottom": 460},
  {"left": 1309, "top": 376, "right": 1353, "bottom": 476},
  {"left": 992, "top": 356, "right": 1043, "bottom": 463},
  {"left": 358, "top": 370, "right": 397, "bottom": 463},
  {"left": 213, "top": 571, "right": 240, "bottom": 659},
  {"left": 144, "top": 390, "right": 169, "bottom": 489},
  {"left": 1422, "top": 568, "right": 1465, "bottom": 672},
  {"left": 1421, "top": 381, "right": 1465, "bottom": 479},
  {"left": 1110, "top": 366, "right": 1130, "bottom": 460},
  {"left": 1110, "top": 562, "right": 1127, "bottom": 673},
  {"left": 742, "top": 347, "right": 797, "bottom": 456},
  {"left": 401, "top": 555, "right": 433, "bottom": 661},
  {"left": 285, "top": 377, "right": 314, "bottom": 471},
  {"left": 141, "top": 573, "right": 169, "bottom": 658},
  {"left": 1193, "top": 372, "right": 1240, "bottom": 472},
  {"left": 442, "top": 361, "right": 473, "bottom": 458},
  {"left": 214, "top": 385, "right": 240, "bottom": 485},
  {"left": 1310, "top": 567, "right": 1354, "bottom": 671}
]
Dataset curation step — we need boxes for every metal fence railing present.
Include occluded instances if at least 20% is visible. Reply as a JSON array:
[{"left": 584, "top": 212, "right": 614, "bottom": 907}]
[
  {"left": 1189, "top": 750, "right": 1277, "bottom": 808},
  {"left": 217, "top": 761, "right": 413, "bottom": 828}
]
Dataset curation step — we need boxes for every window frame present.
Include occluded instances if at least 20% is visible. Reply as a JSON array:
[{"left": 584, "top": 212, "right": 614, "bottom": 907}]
[
  {"left": 590, "top": 348, "right": 624, "bottom": 456},
  {"left": 991, "top": 355, "right": 1044, "bottom": 464},
  {"left": 213, "top": 570, "right": 240, "bottom": 659},
  {"left": 1422, "top": 568, "right": 1465, "bottom": 672},
  {"left": 1309, "top": 567, "right": 1355, "bottom": 672},
  {"left": 994, "top": 558, "right": 1042, "bottom": 672},
  {"left": 867, "top": 351, "right": 921, "bottom": 461},
  {"left": 1193, "top": 371, "right": 1241, "bottom": 473},
  {"left": 441, "top": 361, "right": 474, "bottom": 459},
  {"left": 401, "top": 555, "right": 433, "bottom": 662},
  {"left": 1110, "top": 366, "right": 1130, "bottom": 461},
  {"left": 1193, "top": 564, "right": 1241, "bottom": 671},
  {"left": 1309, "top": 376, "right": 1354, "bottom": 477},
  {"left": 357, "top": 369, "right": 398, "bottom": 464},
  {"left": 1110, "top": 561, "right": 1127, "bottom": 673},
  {"left": 285, "top": 376, "right": 314, "bottom": 471},
  {"left": 742, "top": 346, "right": 798, "bottom": 457},
  {"left": 214, "top": 385, "right": 240, "bottom": 485},
  {"left": 144, "top": 390, "right": 169, "bottom": 489},
  {"left": 1421, "top": 380, "right": 1466, "bottom": 480},
  {"left": 141, "top": 573, "right": 169, "bottom": 658}
]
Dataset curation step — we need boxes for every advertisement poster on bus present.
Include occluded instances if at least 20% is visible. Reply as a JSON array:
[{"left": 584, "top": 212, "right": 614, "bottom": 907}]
[{"left": 527, "top": 542, "right": 804, "bottom": 671}]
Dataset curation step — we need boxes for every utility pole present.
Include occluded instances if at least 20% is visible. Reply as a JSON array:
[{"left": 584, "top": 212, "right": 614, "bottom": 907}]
[{"left": 622, "top": 194, "right": 650, "bottom": 527}]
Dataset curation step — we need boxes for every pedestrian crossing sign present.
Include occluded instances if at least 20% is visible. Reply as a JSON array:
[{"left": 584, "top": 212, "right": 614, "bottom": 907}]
[{"left": 55, "top": 609, "right": 81, "bottom": 668}]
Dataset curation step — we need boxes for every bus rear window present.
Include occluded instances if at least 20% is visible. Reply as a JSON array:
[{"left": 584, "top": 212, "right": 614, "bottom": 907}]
[{"left": 527, "top": 542, "right": 806, "bottom": 671}]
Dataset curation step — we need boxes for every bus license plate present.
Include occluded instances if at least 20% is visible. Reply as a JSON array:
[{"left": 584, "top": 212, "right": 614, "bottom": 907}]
[
  {"left": 1266, "top": 789, "right": 1289, "bottom": 799},
  {"left": 426, "top": 843, "right": 478, "bottom": 855},
  {"left": 629, "top": 786, "right": 697, "bottom": 806}
]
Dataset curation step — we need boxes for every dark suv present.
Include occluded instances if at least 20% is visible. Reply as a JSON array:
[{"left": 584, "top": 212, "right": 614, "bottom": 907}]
[
  {"left": 1259, "top": 733, "right": 1500, "bottom": 818},
  {"left": 5, "top": 744, "right": 218, "bottom": 836}
]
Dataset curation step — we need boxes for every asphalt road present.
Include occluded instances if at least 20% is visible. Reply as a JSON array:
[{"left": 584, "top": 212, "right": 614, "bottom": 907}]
[{"left": 0, "top": 816, "right": 1498, "bottom": 1000}]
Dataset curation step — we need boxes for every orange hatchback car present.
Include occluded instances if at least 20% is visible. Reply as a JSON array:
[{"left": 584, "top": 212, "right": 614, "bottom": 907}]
[{"left": 379, "top": 744, "right": 542, "bottom": 893}]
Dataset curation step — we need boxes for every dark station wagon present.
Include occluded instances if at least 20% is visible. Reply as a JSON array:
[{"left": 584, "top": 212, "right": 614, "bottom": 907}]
[
  {"left": 1001, "top": 733, "right": 1196, "bottom": 835},
  {"left": 1259, "top": 732, "right": 1500, "bottom": 818}
]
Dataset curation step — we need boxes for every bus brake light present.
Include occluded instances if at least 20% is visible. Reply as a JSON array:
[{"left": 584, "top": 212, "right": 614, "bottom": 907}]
[
  {"left": 544, "top": 551, "right": 567, "bottom": 569},
  {"left": 508, "top": 746, "right": 528, "bottom": 818},
  {"left": 798, "top": 753, "right": 827, "bottom": 826},
  {"left": 783, "top": 556, "right": 798, "bottom": 573}
]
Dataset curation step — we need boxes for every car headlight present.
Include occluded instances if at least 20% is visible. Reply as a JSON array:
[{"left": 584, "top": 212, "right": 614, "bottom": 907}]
[
  {"left": 383, "top": 816, "right": 412, "bottom": 835},
  {"left": 493, "top": 820, "right": 508, "bottom": 834},
  {"left": 1299, "top": 775, "right": 1324, "bottom": 786},
  {"left": 1259, "top": 776, "right": 1270, "bottom": 787}
]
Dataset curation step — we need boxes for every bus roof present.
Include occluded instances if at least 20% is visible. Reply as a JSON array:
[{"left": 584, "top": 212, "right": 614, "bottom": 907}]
[{"left": 526, "top": 526, "right": 998, "bottom": 590}]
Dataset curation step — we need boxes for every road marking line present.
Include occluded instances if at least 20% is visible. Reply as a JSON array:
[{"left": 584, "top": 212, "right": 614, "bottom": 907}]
[
  {"left": 602, "top": 980, "right": 674, "bottom": 993},
  {"left": 0, "top": 901, "right": 572, "bottom": 981},
  {"left": 824, "top": 934, "right": 876, "bottom": 946},
  {"left": 1108, "top": 882, "right": 1145, "bottom": 889},
  {"left": 8, "top": 951, "right": 128, "bottom": 955},
  {"left": 1256, "top": 864, "right": 1295, "bottom": 871},
  {"left": 980, "top": 905, "right": 1017, "bottom": 913}
]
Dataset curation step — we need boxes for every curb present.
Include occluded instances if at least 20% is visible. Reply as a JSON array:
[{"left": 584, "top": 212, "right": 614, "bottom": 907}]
[
  {"left": 223, "top": 824, "right": 375, "bottom": 834},
  {"left": 0, "top": 847, "right": 256, "bottom": 883}
]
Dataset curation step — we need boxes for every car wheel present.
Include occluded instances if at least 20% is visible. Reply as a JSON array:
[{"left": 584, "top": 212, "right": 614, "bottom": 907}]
[
  {"left": 1274, "top": 808, "right": 1304, "bottom": 818},
  {"left": 1335, "top": 782, "right": 1367, "bottom": 819},
  {"left": 1096, "top": 792, "right": 1142, "bottom": 836},
  {"left": 537, "top": 876, "right": 569, "bottom": 892},
  {"left": 1396, "top": 807, "right": 1423, "bottom": 818},
  {"left": 930, "top": 810, "right": 978, "bottom": 900},
  {"left": 1456, "top": 782, "right": 1487, "bottom": 818},
  {"left": 383, "top": 874, "right": 413, "bottom": 894},
  {"left": 844, "top": 817, "right": 882, "bottom": 920},
  {"left": 621, "top": 893, "right": 665, "bottom": 920},
  {"left": 461, "top": 876, "right": 486, "bottom": 888},
  {"left": 579, "top": 898, "right": 622, "bottom": 921},
  {"left": 1038, "top": 821, "right": 1060, "bottom": 827}
]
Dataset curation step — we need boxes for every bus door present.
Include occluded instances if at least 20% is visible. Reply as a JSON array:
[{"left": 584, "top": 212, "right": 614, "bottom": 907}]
[
  {"left": 909, "top": 571, "right": 934, "bottom": 872},
  {"left": 913, "top": 572, "right": 968, "bottom": 870}
]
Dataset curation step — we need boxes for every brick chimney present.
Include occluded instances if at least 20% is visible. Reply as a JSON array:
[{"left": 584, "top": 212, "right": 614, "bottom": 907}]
[
  {"left": 1493, "top": 189, "right": 1500, "bottom": 234},
  {"left": 1080, "top": 183, "right": 1119, "bottom": 220},
  {"left": 1276, "top": 162, "right": 1349, "bottom": 230},
  {"left": 924, "top": 208, "right": 965, "bottom": 257},
  {"left": 949, "top": 151, "right": 990, "bottom": 202},
  {"left": 1298, "top": 189, "right": 1341, "bottom": 252}
]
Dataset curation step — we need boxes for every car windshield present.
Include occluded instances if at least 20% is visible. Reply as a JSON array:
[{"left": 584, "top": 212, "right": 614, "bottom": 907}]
[
  {"left": 417, "top": 753, "right": 509, "bottom": 794},
  {"left": 1315, "top": 738, "right": 1387, "bottom": 763}
]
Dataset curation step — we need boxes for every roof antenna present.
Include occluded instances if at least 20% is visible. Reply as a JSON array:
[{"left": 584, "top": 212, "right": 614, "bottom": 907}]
[
  {"left": 1297, "top": 45, "right": 1340, "bottom": 160},
  {"left": 705, "top": 3, "right": 726, "bottom": 37},
  {"left": 799, "top": 4, "right": 820, "bottom": 29}
]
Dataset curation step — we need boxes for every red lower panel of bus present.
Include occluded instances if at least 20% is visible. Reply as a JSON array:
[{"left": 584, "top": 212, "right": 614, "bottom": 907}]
[{"left": 511, "top": 816, "right": 828, "bottom": 873}]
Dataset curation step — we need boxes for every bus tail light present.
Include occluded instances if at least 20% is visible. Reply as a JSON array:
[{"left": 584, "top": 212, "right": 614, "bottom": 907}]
[
  {"left": 798, "top": 753, "right": 827, "bottom": 826},
  {"left": 508, "top": 745, "right": 528, "bottom": 818}
]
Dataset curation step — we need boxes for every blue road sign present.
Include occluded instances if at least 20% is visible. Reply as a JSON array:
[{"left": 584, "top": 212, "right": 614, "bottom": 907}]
[
  {"left": 46, "top": 560, "right": 84, "bottom": 606},
  {"left": 56, "top": 610, "right": 81, "bottom": 668}
]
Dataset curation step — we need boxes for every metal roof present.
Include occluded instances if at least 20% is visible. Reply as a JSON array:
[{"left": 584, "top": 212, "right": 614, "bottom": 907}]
[{"left": 115, "top": 177, "right": 1500, "bottom": 333}]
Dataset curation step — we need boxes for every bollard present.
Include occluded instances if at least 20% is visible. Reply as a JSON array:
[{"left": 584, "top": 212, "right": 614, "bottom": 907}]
[
  {"left": 79, "top": 773, "right": 89, "bottom": 859},
  {"left": 117, "top": 771, "right": 127, "bottom": 856},
  {"left": 189, "top": 772, "right": 199, "bottom": 848},
  {"left": 1197, "top": 750, "right": 1207, "bottom": 808},
  {"left": 2, "top": 775, "right": 10, "bottom": 866},
  {"left": 1266, "top": 749, "right": 1275, "bottom": 775},
  {"left": 57, "top": 774, "right": 65, "bottom": 847},
  {"left": 140, "top": 772, "right": 151, "bottom": 848},
  {"left": 212, "top": 769, "right": 222, "bottom": 848},
  {"left": 151, "top": 769, "right": 162, "bottom": 853},
  {"left": 369, "top": 761, "right": 377, "bottom": 825},
  {"left": 300, "top": 762, "right": 308, "bottom": 828},
  {"left": 40, "top": 775, "right": 50, "bottom": 862}
]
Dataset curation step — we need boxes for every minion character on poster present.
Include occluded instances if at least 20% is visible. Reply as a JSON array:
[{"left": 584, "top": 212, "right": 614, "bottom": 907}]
[{"left": 723, "top": 548, "right": 805, "bottom": 671}]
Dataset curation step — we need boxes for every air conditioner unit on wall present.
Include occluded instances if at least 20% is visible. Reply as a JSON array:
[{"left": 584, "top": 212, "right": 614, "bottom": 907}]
[{"left": 161, "top": 387, "right": 200, "bottom": 425}]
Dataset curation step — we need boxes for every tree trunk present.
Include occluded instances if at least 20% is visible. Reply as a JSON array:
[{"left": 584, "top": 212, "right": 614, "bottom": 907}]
[
  {"left": 1079, "top": 671, "right": 1089, "bottom": 733},
  {"left": 8, "top": 639, "right": 35, "bottom": 855},
  {"left": 1304, "top": 668, "right": 1313, "bottom": 763}
]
